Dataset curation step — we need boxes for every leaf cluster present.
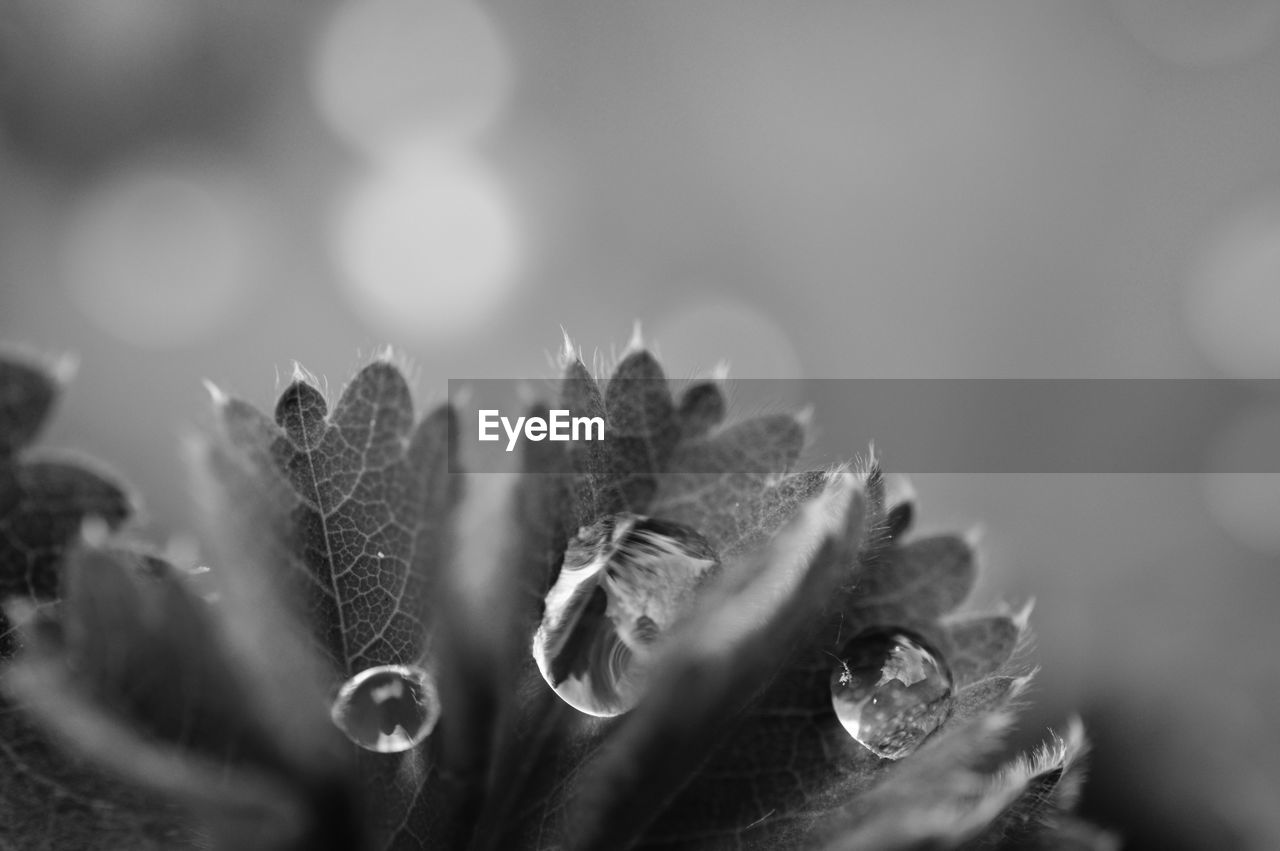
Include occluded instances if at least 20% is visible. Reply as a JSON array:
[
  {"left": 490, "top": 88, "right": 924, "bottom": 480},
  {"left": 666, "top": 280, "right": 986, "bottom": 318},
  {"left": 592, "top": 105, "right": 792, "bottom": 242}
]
[{"left": 0, "top": 342, "right": 1112, "bottom": 851}]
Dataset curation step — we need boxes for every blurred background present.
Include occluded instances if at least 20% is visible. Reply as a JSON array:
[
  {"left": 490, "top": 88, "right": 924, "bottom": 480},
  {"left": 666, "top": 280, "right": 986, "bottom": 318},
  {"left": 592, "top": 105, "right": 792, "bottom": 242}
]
[{"left": 2, "top": 1, "right": 1279, "bottom": 847}]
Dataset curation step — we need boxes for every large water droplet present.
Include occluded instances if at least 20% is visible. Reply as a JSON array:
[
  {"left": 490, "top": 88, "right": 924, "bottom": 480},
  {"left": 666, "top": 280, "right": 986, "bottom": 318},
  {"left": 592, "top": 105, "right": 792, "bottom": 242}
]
[
  {"left": 830, "top": 628, "right": 953, "bottom": 760},
  {"left": 331, "top": 664, "right": 440, "bottom": 753},
  {"left": 532, "top": 514, "right": 719, "bottom": 717}
]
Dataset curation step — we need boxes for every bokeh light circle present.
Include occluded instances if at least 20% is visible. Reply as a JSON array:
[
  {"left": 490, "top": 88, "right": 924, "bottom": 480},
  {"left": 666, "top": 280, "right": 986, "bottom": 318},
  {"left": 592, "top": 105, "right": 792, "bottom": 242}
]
[
  {"left": 333, "top": 143, "right": 521, "bottom": 343},
  {"left": 1204, "top": 405, "right": 1280, "bottom": 555},
  {"left": 1112, "top": 0, "right": 1280, "bottom": 68},
  {"left": 61, "top": 162, "right": 254, "bottom": 349},
  {"left": 311, "top": 0, "right": 511, "bottom": 153},
  {"left": 1186, "top": 198, "right": 1280, "bottom": 377},
  {"left": 652, "top": 297, "right": 804, "bottom": 380}
]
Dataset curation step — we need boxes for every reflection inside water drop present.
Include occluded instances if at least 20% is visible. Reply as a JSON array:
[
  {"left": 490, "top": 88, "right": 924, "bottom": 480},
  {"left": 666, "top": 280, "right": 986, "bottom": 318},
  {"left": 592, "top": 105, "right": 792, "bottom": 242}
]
[
  {"left": 830, "top": 628, "right": 952, "bottom": 760},
  {"left": 532, "top": 514, "right": 720, "bottom": 717},
  {"left": 331, "top": 664, "right": 440, "bottom": 753}
]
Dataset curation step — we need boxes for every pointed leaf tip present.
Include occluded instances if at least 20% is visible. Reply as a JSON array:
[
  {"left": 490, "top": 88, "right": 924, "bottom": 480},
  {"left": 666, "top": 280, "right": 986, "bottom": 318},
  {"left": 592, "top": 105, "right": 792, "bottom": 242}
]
[
  {"left": 202, "top": 379, "right": 228, "bottom": 408},
  {"left": 886, "top": 473, "right": 916, "bottom": 505},
  {"left": 0, "top": 352, "right": 65, "bottom": 455},
  {"left": 626, "top": 320, "right": 644, "bottom": 353},
  {"left": 559, "top": 327, "right": 579, "bottom": 366},
  {"left": 1011, "top": 668, "right": 1038, "bottom": 696},
  {"left": 274, "top": 378, "right": 329, "bottom": 448},
  {"left": 1013, "top": 597, "right": 1037, "bottom": 631}
]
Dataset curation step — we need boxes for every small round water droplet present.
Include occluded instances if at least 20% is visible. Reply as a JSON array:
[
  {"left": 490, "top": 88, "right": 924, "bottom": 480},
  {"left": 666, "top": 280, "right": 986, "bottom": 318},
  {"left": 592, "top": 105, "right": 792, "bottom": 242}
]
[
  {"left": 830, "top": 628, "right": 952, "bottom": 760},
  {"left": 330, "top": 664, "right": 440, "bottom": 753},
  {"left": 532, "top": 514, "right": 719, "bottom": 716}
]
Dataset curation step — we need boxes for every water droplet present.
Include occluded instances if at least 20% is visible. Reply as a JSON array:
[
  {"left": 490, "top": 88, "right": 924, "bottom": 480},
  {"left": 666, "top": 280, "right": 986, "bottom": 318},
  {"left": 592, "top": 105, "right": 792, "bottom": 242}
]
[
  {"left": 330, "top": 664, "right": 440, "bottom": 753},
  {"left": 532, "top": 514, "right": 719, "bottom": 716},
  {"left": 830, "top": 628, "right": 953, "bottom": 760}
]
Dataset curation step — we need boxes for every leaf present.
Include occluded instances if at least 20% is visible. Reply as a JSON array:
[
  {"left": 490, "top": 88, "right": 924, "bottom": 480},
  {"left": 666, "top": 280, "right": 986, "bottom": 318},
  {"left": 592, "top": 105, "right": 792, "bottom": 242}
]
[
  {"left": 0, "top": 354, "right": 61, "bottom": 457},
  {"left": 204, "top": 359, "right": 461, "bottom": 678},
  {"left": 816, "top": 718, "right": 1094, "bottom": 851},
  {"left": 0, "top": 697, "right": 192, "bottom": 851},
  {"left": 942, "top": 609, "right": 1029, "bottom": 686},
  {"left": 3, "top": 546, "right": 363, "bottom": 851},
  {"left": 561, "top": 359, "right": 621, "bottom": 527},
  {"left": 810, "top": 713, "right": 1016, "bottom": 851},
  {"left": 0, "top": 352, "right": 173, "bottom": 849},
  {"left": 1006, "top": 817, "right": 1119, "bottom": 851},
  {"left": 542, "top": 345, "right": 820, "bottom": 563},
  {"left": 808, "top": 713, "right": 1097, "bottom": 851},
  {"left": 196, "top": 358, "right": 463, "bottom": 850},
  {"left": 0, "top": 351, "right": 131, "bottom": 658},
  {"left": 950, "top": 673, "right": 1036, "bottom": 726},
  {"left": 847, "top": 534, "right": 977, "bottom": 625},
  {"left": 467, "top": 350, "right": 828, "bottom": 850},
  {"left": 477, "top": 401, "right": 1030, "bottom": 851},
  {"left": 564, "top": 473, "right": 864, "bottom": 851},
  {"left": 273, "top": 362, "right": 458, "bottom": 675},
  {"left": 650, "top": 416, "right": 816, "bottom": 556},
  {"left": 621, "top": 467, "right": 1028, "bottom": 849},
  {"left": 676, "top": 381, "right": 726, "bottom": 441},
  {"left": 968, "top": 718, "right": 1095, "bottom": 850},
  {"left": 803, "top": 706, "right": 1095, "bottom": 844},
  {"left": 0, "top": 462, "right": 130, "bottom": 652},
  {"left": 0, "top": 339, "right": 1108, "bottom": 851},
  {"left": 604, "top": 350, "right": 681, "bottom": 509}
]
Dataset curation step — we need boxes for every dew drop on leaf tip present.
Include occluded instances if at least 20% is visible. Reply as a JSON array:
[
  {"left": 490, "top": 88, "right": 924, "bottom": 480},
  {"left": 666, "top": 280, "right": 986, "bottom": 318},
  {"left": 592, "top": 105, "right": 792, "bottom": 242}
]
[
  {"left": 330, "top": 664, "right": 440, "bottom": 753},
  {"left": 829, "top": 628, "right": 953, "bottom": 760}
]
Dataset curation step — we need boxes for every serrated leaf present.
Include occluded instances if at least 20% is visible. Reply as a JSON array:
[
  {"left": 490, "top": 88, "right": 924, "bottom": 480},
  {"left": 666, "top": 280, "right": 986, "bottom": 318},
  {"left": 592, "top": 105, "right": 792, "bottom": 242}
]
[
  {"left": 650, "top": 416, "right": 813, "bottom": 556},
  {"left": 603, "top": 351, "right": 680, "bottom": 509},
  {"left": 676, "top": 381, "right": 726, "bottom": 441},
  {"left": 560, "top": 359, "right": 621, "bottom": 527},
  {"left": 950, "top": 673, "right": 1035, "bottom": 725},
  {"left": 274, "top": 364, "right": 454, "bottom": 674},
  {"left": 0, "top": 355, "right": 132, "bottom": 659},
  {"left": 0, "top": 697, "right": 193, "bottom": 851},
  {"left": 526, "top": 349, "right": 819, "bottom": 579},
  {"left": 967, "top": 718, "right": 1093, "bottom": 850},
  {"left": 811, "top": 713, "right": 1016, "bottom": 851},
  {"left": 625, "top": 468, "right": 1026, "bottom": 850},
  {"left": 0, "top": 461, "right": 131, "bottom": 654},
  {"left": 206, "top": 360, "right": 460, "bottom": 678},
  {"left": 860, "top": 719, "right": 1092, "bottom": 851},
  {"left": 470, "top": 354, "right": 830, "bottom": 851},
  {"left": 196, "top": 360, "right": 463, "bottom": 850},
  {"left": 0, "top": 354, "right": 60, "bottom": 457},
  {"left": 884, "top": 501, "right": 914, "bottom": 542},
  {"left": 942, "top": 613, "right": 1025, "bottom": 686},
  {"left": 847, "top": 534, "right": 977, "bottom": 624},
  {"left": 4, "top": 546, "right": 363, "bottom": 851},
  {"left": 0, "top": 340, "right": 1108, "bottom": 851},
  {"left": 0, "top": 353, "right": 191, "bottom": 849},
  {"left": 810, "top": 712, "right": 1095, "bottom": 851},
  {"left": 564, "top": 474, "right": 864, "bottom": 851},
  {"left": 0, "top": 352, "right": 131, "bottom": 654}
]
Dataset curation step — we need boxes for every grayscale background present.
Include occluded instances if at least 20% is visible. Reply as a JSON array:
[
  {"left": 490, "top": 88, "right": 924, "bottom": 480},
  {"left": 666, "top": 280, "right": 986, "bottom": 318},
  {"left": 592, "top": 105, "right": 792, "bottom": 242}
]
[{"left": 2, "top": 3, "right": 1279, "bottom": 847}]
